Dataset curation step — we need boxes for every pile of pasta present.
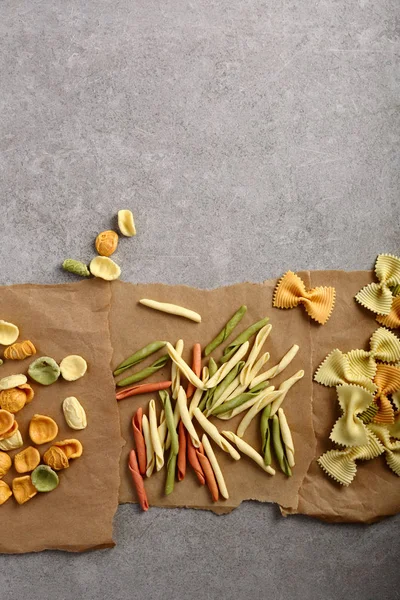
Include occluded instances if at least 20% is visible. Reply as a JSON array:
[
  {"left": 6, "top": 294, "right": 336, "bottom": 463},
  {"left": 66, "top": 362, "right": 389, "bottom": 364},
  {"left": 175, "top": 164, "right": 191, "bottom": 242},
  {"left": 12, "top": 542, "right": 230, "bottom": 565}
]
[
  {"left": 316, "top": 327, "right": 400, "bottom": 486},
  {"left": 114, "top": 305, "right": 304, "bottom": 511}
]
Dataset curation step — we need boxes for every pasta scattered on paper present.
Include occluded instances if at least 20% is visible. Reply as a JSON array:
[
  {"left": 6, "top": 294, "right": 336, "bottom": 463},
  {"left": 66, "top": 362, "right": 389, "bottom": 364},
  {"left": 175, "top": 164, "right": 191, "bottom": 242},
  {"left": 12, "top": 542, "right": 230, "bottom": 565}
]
[{"left": 355, "top": 254, "right": 400, "bottom": 315}]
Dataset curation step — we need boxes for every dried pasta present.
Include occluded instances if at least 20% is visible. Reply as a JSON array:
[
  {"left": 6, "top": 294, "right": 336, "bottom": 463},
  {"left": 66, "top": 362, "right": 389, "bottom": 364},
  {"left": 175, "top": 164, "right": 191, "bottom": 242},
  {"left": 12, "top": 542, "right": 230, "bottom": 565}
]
[
  {"left": 250, "top": 344, "right": 299, "bottom": 389},
  {"left": 149, "top": 400, "right": 164, "bottom": 471},
  {"left": 270, "top": 370, "right": 304, "bottom": 416},
  {"left": 236, "top": 388, "right": 284, "bottom": 438},
  {"left": 205, "top": 341, "right": 250, "bottom": 389},
  {"left": 140, "top": 299, "right": 201, "bottom": 323},
  {"left": 222, "top": 431, "right": 275, "bottom": 475},
  {"left": 314, "top": 348, "right": 377, "bottom": 393},
  {"left": 376, "top": 296, "right": 400, "bottom": 329},
  {"left": 193, "top": 409, "right": 240, "bottom": 461},
  {"left": 166, "top": 343, "right": 205, "bottom": 390},
  {"left": 355, "top": 254, "right": 400, "bottom": 315},
  {"left": 177, "top": 386, "right": 200, "bottom": 448},
  {"left": 239, "top": 325, "right": 272, "bottom": 387},
  {"left": 202, "top": 434, "right": 229, "bottom": 499},
  {"left": 171, "top": 339, "right": 184, "bottom": 400},
  {"left": 189, "top": 366, "right": 209, "bottom": 417},
  {"left": 367, "top": 423, "right": 400, "bottom": 477},
  {"left": 273, "top": 271, "right": 335, "bottom": 325},
  {"left": 278, "top": 408, "right": 295, "bottom": 468},
  {"left": 372, "top": 364, "right": 400, "bottom": 424},
  {"left": 329, "top": 384, "right": 373, "bottom": 447},
  {"left": 345, "top": 327, "right": 400, "bottom": 380},
  {"left": 142, "top": 414, "right": 155, "bottom": 478}
]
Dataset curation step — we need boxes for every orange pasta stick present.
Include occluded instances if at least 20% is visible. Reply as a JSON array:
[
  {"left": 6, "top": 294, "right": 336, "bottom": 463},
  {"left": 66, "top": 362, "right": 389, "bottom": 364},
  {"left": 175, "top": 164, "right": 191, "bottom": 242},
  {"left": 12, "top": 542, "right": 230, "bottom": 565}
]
[
  {"left": 128, "top": 449, "right": 149, "bottom": 511},
  {"left": 177, "top": 421, "right": 187, "bottom": 481},
  {"left": 187, "top": 434, "right": 206, "bottom": 485},
  {"left": 116, "top": 380, "right": 172, "bottom": 401},
  {"left": 196, "top": 443, "right": 219, "bottom": 502},
  {"left": 186, "top": 343, "right": 202, "bottom": 399},
  {"left": 132, "top": 408, "right": 146, "bottom": 476}
]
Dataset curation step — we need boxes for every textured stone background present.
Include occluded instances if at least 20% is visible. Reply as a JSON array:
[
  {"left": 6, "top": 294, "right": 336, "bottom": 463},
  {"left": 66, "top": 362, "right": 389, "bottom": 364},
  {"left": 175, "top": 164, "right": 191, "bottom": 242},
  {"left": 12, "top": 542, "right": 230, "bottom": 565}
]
[{"left": 1, "top": 1, "right": 399, "bottom": 599}]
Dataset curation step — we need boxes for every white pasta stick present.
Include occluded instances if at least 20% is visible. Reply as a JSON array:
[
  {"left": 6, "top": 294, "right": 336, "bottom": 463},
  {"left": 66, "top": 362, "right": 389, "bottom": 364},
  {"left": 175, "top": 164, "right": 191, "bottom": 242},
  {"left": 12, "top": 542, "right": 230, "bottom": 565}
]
[
  {"left": 224, "top": 382, "right": 247, "bottom": 403},
  {"left": 270, "top": 369, "right": 304, "bottom": 416},
  {"left": 157, "top": 409, "right": 167, "bottom": 449},
  {"left": 177, "top": 386, "right": 200, "bottom": 448},
  {"left": 149, "top": 400, "right": 164, "bottom": 471},
  {"left": 202, "top": 434, "right": 229, "bottom": 499},
  {"left": 142, "top": 414, "right": 155, "bottom": 478},
  {"left": 140, "top": 299, "right": 201, "bottom": 323},
  {"left": 206, "top": 341, "right": 250, "bottom": 389},
  {"left": 171, "top": 339, "right": 184, "bottom": 400},
  {"left": 166, "top": 342, "right": 205, "bottom": 390},
  {"left": 250, "top": 344, "right": 299, "bottom": 389},
  {"left": 278, "top": 408, "right": 295, "bottom": 467},
  {"left": 193, "top": 408, "right": 241, "bottom": 460},
  {"left": 247, "top": 352, "right": 270, "bottom": 383},
  {"left": 216, "top": 387, "right": 276, "bottom": 421},
  {"left": 240, "top": 325, "right": 272, "bottom": 386},
  {"left": 208, "top": 375, "right": 242, "bottom": 414},
  {"left": 236, "top": 389, "right": 284, "bottom": 438},
  {"left": 189, "top": 366, "right": 209, "bottom": 417},
  {"left": 222, "top": 431, "right": 275, "bottom": 475}
]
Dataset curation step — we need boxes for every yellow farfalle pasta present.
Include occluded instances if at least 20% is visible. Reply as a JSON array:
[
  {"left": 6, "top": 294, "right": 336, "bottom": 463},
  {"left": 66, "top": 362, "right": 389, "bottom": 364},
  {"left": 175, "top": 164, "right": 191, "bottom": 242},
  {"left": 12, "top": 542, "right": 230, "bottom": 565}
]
[
  {"left": 330, "top": 384, "right": 373, "bottom": 447},
  {"left": 367, "top": 423, "right": 400, "bottom": 476},
  {"left": 376, "top": 296, "right": 400, "bottom": 330},
  {"left": 273, "top": 271, "right": 335, "bottom": 325},
  {"left": 372, "top": 364, "right": 400, "bottom": 424},
  {"left": 356, "top": 254, "right": 400, "bottom": 315},
  {"left": 318, "top": 429, "right": 384, "bottom": 486},
  {"left": 314, "top": 349, "right": 377, "bottom": 393},
  {"left": 345, "top": 327, "right": 400, "bottom": 381},
  {"left": 4, "top": 340, "right": 36, "bottom": 360}
]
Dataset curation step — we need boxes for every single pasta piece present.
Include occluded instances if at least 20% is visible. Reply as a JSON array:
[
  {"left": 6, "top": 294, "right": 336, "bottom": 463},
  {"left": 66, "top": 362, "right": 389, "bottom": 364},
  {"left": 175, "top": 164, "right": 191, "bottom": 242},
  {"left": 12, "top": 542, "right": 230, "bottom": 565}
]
[
  {"left": 118, "top": 209, "right": 136, "bottom": 237},
  {"left": 177, "top": 421, "right": 187, "bottom": 481},
  {"left": 202, "top": 434, "right": 229, "bottom": 499},
  {"left": 114, "top": 341, "right": 167, "bottom": 376},
  {"left": 29, "top": 414, "right": 58, "bottom": 445},
  {"left": 95, "top": 230, "right": 119, "bottom": 257},
  {"left": 195, "top": 443, "right": 219, "bottom": 502},
  {"left": 62, "top": 397, "right": 87, "bottom": 430},
  {"left": 0, "top": 451, "right": 12, "bottom": 477},
  {"left": 149, "top": 399, "right": 164, "bottom": 471},
  {"left": 187, "top": 434, "right": 205, "bottom": 485},
  {"left": 159, "top": 390, "right": 179, "bottom": 456},
  {"left": 240, "top": 324, "right": 272, "bottom": 387},
  {"left": 14, "top": 446, "right": 41, "bottom": 473},
  {"left": 12, "top": 475, "right": 38, "bottom": 504},
  {"left": 132, "top": 408, "right": 146, "bottom": 476},
  {"left": 204, "top": 305, "right": 247, "bottom": 356},
  {"left": 166, "top": 343, "right": 205, "bottom": 390},
  {"left": 157, "top": 410, "right": 168, "bottom": 449},
  {"left": 171, "top": 339, "right": 184, "bottom": 400},
  {"left": 116, "top": 380, "right": 172, "bottom": 401},
  {"left": 273, "top": 271, "right": 335, "bottom": 325},
  {"left": 142, "top": 414, "right": 155, "bottom": 478},
  {"left": 222, "top": 431, "right": 275, "bottom": 475},
  {"left": 206, "top": 341, "right": 250, "bottom": 389},
  {"left": 140, "top": 299, "right": 201, "bottom": 323},
  {"left": 0, "top": 320, "right": 19, "bottom": 346},
  {"left": 0, "top": 374, "right": 27, "bottom": 390},
  {"left": 4, "top": 340, "right": 36, "bottom": 360},
  {"left": 165, "top": 449, "right": 177, "bottom": 496},
  {"left": 0, "top": 480, "right": 12, "bottom": 505},
  {"left": 89, "top": 256, "right": 121, "bottom": 281},
  {"left": 128, "top": 449, "right": 149, "bottom": 511},
  {"left": 250, "top": 344, "right": 299, "bottom": 388},
  {"left": 278, "top": 408, "right": 295, "bottom": 467},
  {"left": 0, "top": 430, "right": 23, "bottom": 451},
  {"left": 271, "top": 415, "right": 292, "bottom": 476},
  {"left": 186, "top": 343, "right": 202, "bottom": 399},
  {"left": 193, "top": 408, "right": 240, "bottom": 460},
  {"left": 116, "top": 355, "right": 169, "bottom": 388},
  {"left": 355, "top": 254, "right": 400, "bottom": 315},
  {"left": 216, "top": 386, "right": 275, "bottom": 421},
  {"left": 60, "top": 355, "right": 87, "bottom": 381},
  {"left": 177, "top": 386, "right": 200, "bottom": 447},
  {"left": 270, "top": 370, "right": 305, "bottom": 416}
]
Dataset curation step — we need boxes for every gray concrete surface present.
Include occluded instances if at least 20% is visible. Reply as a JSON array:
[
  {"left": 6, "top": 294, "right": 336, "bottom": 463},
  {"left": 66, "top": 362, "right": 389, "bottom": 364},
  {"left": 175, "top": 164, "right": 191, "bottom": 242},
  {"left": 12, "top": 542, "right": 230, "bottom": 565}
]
[{"left": 0, "top": 1, "right": 399, "bottom": 599}]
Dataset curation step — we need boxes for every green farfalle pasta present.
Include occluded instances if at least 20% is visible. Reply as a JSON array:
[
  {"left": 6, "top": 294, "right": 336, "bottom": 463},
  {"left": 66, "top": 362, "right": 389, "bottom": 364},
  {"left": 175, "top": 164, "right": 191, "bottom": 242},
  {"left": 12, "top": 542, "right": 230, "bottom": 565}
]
[
  {"left": 220, "top": 317, "right": 269, "bottom": 364},
  {"left": 345, "top": 327, "right": 400, "bottom": 381},
  {"left": 204, "top": 305, "right": 247, "bottom": 356},
  {"left": 330, "top": 384, "right": 373, "bottom": 447},
  {"left": 355, "top": 254, "right": 400, "bottom": 315},
  {"left": 62, "top": 259, "right": 91, "bottom": 278},
  {"left": 116, "top": 355, "right": 170, "bottom": 387},
  {"left": 314, "top": 349, "right": 377, "bottom": 393}
]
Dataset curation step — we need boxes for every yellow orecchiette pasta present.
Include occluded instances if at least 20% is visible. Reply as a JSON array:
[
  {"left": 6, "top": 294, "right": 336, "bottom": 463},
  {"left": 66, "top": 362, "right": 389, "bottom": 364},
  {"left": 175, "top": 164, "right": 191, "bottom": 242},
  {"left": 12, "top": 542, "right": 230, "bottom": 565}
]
[
  {"left": 29, "top": 414, "right": 58, "bottom": 445},
  {"left": 14, "top": 446, "right": 41, "bottom": 473},
  {"left": 43, "top": 446, "right": 70, "bottom": 470},
  {"left": 89, "top": 256, "right": 121, "bottom": 281},
  {"left": 0, "top": 451, "right": 12, "bottom": 478},
  {"left": 0, "top": 374, "right": 27, "bottom": 390},
  {"left": 60, "top": 356, "right": 87, "bottom": 382},
  {"left": 0, "top": 430, "right": 23, "bottom": 451},
  {"left": 54, "top": 439, "right": 83, "bottom": 459},
  {"left": 0, "top": 480, "right": 12, "bottom": 505},
  {"left": 0, "top": 320, "right": 19, "bottom": 346},
  {"left": 118, "top": 209, "right": 136, "bottom": 237},
  {"left": 12, "top": 475, "right": 37, "bottom": 505},
  {"left": 95, "top": 230, "right": 119, "bottom": 257}
]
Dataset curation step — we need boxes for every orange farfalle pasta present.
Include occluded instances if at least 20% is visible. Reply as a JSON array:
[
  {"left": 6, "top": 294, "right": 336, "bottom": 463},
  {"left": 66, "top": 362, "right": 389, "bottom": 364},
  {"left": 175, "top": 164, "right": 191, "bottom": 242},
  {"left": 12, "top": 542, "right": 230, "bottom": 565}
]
[
  {"left": 376, "top": 296, "right": 400, "bottom": 330},
  {"left": 372, "top": 364, "right": 400, "bottom": 424},
  {"left": 273, "top": 271, "right": 335, "bottom": 325}
]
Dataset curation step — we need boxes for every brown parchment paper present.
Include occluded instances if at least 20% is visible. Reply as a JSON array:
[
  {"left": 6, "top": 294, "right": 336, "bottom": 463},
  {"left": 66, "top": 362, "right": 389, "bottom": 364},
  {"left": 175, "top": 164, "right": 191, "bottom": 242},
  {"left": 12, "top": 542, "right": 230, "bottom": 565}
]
[
  {"left": 110, "top": 277, "right": 315, "bottom": 514},
  {"left": 282, "top": 270, "right": 400, "bottom": 523},
  {"left": 0, "top": 280, "right": 123, "bottom": 553}
]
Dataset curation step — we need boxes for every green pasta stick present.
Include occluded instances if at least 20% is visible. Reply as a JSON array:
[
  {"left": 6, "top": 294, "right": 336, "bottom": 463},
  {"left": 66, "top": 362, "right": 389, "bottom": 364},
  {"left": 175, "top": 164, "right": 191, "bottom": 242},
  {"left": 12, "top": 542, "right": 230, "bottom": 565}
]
[
  {"left": 206, "top": 361, "right": 245, "bottom": 413},
  {"left": 198, "top": 357, "right": 219, "bottom": 412},
  {"left": 260, "top": 405, "right": 272, "bottom": 466},
  {"left": 204, "top": 305, "right": 247, "bottom": 356},
  {"left": 159, "top": 390, "right": 179, "bottom": 455},
  {"left": 211, "top": 382, "right": 269, "bottom": 416},
  {"left": 220, "top": 317, "right": 270, "bottom": 364},
  {"left": 116, "top": 355, "right": 169, "bottom": 387},
  {"left": 272, "top": 414, "right": 292, "bottom": 477},
  {"left": 114, "top": 341, "right": 167, "bottom": 375},
  {"left": 165, "top": 449, "right": 177, "bottom": 496}
]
